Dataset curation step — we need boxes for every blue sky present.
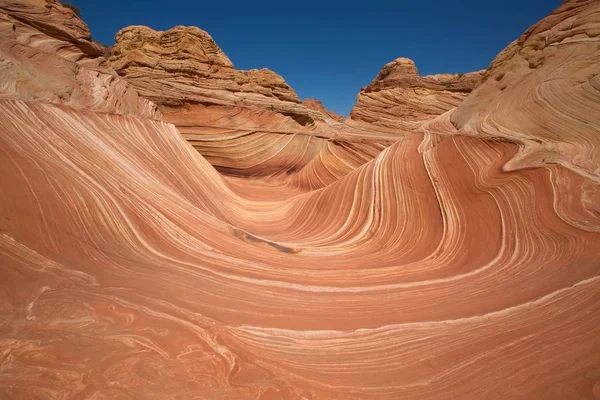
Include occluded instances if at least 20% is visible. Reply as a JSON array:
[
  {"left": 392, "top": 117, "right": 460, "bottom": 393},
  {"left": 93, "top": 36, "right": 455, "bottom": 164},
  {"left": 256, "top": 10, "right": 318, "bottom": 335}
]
[{"left": 74, "top": 0, "right": 562, "bottom": 116}]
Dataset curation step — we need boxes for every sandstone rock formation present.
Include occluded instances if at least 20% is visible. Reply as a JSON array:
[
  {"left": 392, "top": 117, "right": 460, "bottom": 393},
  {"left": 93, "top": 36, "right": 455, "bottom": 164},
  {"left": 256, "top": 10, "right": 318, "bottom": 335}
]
[
  {"left": 302, "top": 98, "right": 345, "bottom": 122},
  {"left": 110, "top": 25, "right": 316, "bottom": 121},
  {"left": 107, "top": 24, "right": 395, "bottom": 185},
  {"left": 108, "top": 24, "right": 381, "bottom": 181},
  {"left": 350, "top": 57, "right": 483, "bottom": 128},
  {"left": 450, "top": 0, "right": 600, "bottom": 182},
  {"left": 1, "top": 0, "right": 600, "bottom": 399},
  {"left": 0, "top": 0, "right": 160, "bottom": 118}
]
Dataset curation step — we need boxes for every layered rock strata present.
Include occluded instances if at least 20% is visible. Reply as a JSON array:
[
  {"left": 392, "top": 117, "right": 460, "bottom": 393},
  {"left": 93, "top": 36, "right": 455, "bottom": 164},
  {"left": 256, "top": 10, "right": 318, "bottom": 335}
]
[
  {"left": 0, "top": 0, "right": 160, "bottom": 118},
  {"left": 350, "top": 57, "right": 483, "bottom": 128},
  {"left": 451, "top": 0, "right": 600, "bottom": 181},
  {"left": 1, "top": 0, "right": 599, "bottom": 399}
]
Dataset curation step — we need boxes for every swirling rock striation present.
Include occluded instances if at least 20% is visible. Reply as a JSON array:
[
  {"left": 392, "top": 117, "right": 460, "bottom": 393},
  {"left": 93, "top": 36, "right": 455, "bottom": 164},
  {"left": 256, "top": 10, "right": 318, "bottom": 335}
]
[
  {"left": 451, "top": 0, "right": 600, "bottom": 181},
  {"left": 109, "top": 24, "right": 391, "bottom": 184},
  {"left": 1, "top": 0, "right": 600, "bottom": 399}
]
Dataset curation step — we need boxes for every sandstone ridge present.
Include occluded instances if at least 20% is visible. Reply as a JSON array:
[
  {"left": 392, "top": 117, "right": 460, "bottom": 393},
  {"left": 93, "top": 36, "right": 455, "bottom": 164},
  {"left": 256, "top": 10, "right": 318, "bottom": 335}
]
[
  {"left": 109, "top": 25, "right": 328, "bottom": 122},
  {"left": 451, "top": 0, "right": 600, "bottom": 180}
]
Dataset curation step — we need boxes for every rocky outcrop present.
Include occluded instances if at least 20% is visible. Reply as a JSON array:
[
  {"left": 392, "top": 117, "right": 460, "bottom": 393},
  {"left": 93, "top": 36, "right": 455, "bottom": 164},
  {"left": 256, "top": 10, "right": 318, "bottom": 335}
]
[
  {"left": 451, "top": 0, "right": 600, "bottom": 180},
  {"left": 108, "top": 24, "right": 384, "bottom": 179},
  {"left": 302, "top": 98, "right": 345, "bottom": 122},
  {"left": 350, "top": 57, "right": 483, "bottom": 128},
  {"left": 109, "top": 25, "right": 319, "bottom": 121},
  {"left": 0, "top": 0, "right": 161, "bottom": 118}
]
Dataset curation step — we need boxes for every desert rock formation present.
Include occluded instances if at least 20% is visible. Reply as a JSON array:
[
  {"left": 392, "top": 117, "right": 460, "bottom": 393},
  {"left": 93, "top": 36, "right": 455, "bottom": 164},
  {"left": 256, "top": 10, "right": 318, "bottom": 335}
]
[
  {"left": 1, "top": 0, "right": 599, "bottom": 399},
  {"left": 302, "top": 98, "right": 345, "bottom": 122},
  {"left": 0, "top": 0, "right": 160, "bottom": 118},
  {"left": 350, "top": 57, "right": 484, "bottom": 128},
  {"left": 450, "top": 0, "right": 600, "bottom": 182},
  {"left": 110, "top": 25, "right": 318, "bottom": 121},
  {"left": 108, "top": 24, "right": 382, "bottom": 182}
]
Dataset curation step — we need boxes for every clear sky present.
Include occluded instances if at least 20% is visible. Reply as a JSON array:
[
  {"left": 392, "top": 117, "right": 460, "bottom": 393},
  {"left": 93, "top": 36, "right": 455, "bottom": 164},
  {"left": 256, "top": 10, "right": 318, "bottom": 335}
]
[{"left": 73, "top": 0, "right": 562, "bottom": 116}]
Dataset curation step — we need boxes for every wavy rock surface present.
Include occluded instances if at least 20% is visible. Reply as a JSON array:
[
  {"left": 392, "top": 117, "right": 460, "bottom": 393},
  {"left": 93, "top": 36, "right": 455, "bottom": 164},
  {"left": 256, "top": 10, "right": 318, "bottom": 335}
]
[
  {"left": 2, "top": 98, "right": 599, "bottom": 399},
  {"left": 451, "top": 0, "right": 600, "bottom": 181},
  {"left": 164, "top": 103, "right": 393, "bottom": 189},
  {"left": 1, "top": 0, "right": 600, "bottom": 399},
  {"left": 108, "top": 24, "right": 382, "bottom": 183},
  {"left": 350, "top": 57, "right": 483, "bottom": 128}
]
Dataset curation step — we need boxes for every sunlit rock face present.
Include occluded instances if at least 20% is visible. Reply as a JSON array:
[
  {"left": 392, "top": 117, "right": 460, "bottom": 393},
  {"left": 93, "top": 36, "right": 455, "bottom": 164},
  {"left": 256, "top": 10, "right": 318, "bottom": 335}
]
[
  {"left": 350, "top": 57, "right": 484, "bottom": 128},
  {"left": 1, "top": 0, "right": 600, "bottom": 399},
  {"left": 108, "top": 24, "right": 387, "bottom": 183},
  {"left": 109, "top": 25, "right": 302, "bottom": 108},
  {"left": 451, "top": 0, "right": 600, "bottom": 182},
  {"left": 302, "top": 98, "right": 345, "bottom": 122},
  {"left": 0, "top": 0, "right": 161, "bottom": 118}
]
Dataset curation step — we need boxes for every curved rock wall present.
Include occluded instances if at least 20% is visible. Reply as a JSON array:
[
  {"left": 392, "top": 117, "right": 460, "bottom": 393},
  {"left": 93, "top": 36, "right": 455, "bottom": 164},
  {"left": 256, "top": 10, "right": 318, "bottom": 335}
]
[{"left": 451, "top": 0, "right": 600, "bottom": 180}]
